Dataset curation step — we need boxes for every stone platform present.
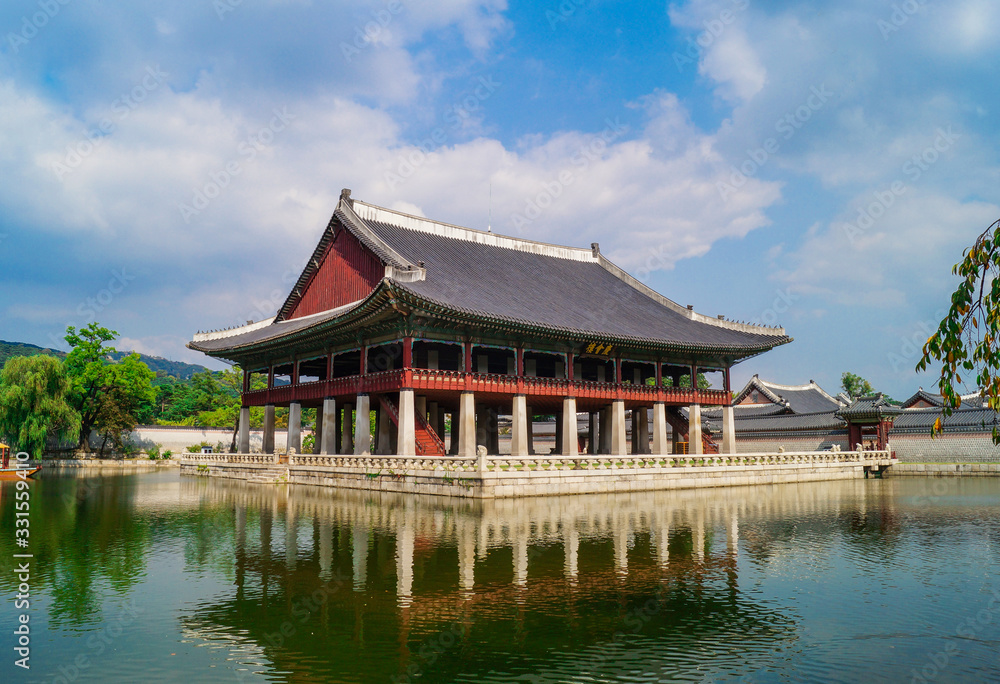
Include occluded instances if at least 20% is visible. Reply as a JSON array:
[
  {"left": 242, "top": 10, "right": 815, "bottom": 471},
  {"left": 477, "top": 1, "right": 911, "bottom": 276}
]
[{"left": 180, "top": 451, "right": 895, "bottom": 499}]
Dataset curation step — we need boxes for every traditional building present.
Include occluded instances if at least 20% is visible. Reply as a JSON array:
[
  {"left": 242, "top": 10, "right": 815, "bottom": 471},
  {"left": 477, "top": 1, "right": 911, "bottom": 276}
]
[{"left": 188, "top": 190, "right": 791, "bottom": 459}]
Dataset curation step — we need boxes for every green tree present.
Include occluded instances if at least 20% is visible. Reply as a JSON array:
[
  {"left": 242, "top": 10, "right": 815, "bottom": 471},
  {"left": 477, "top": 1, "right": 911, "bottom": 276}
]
[
  {"left": 841, "top": 372, "right": 875, "bottom": 398},
  {"left": 919, "top": 217, "right": 1000, "bottom": 438},
  {"left": 0, "top": 355, "right": 80, "bottom": 458},
  {"left": 63, "top": 323, "right": 154, "bottom": 451}
]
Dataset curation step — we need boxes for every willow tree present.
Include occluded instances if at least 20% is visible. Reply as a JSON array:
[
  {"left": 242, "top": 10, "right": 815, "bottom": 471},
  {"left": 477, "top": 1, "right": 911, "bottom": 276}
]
[
  {"left": 0, "top": 355, "right": 80, "bottom": 458},
  {"left": 918, "top": 217, "right": 1000, "bottom": 439}
]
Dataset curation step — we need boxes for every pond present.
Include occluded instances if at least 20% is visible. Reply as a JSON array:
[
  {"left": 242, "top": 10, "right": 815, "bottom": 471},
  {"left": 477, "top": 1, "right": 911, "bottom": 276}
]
[{"left": 1, "top": 471, "right": 999, "bottom": 683}]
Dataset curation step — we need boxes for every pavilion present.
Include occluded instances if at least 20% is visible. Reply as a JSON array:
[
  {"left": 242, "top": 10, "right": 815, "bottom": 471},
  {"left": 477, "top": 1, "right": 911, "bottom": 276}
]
[{"left": 188, "top": 189, "right": 791, "bottom": 460}]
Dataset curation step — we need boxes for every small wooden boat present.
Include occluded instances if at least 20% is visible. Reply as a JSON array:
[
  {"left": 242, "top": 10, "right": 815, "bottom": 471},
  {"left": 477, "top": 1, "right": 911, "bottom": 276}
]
[{"left": 0, "top": 443, "right": 41, "bottom": 480}]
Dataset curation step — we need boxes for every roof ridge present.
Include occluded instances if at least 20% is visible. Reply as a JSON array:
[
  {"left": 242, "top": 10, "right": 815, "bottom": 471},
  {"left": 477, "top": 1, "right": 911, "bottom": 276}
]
[{"left": 351, "top": 199, "right": 598, "bottom": 263}]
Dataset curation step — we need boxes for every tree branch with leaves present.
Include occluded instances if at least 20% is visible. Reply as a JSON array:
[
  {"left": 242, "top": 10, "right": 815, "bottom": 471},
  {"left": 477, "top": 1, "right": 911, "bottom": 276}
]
[{"left": 918, "top": 217, "right": 1000, "bottom": 439}]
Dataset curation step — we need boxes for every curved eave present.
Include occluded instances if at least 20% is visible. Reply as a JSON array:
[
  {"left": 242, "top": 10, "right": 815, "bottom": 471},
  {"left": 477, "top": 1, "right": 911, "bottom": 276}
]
[
  {"left": 389, "top": 281, "right": 791, "bottom": 361},
  {"left": 188, "top": 278, "right": 792, "bottom": 365}
]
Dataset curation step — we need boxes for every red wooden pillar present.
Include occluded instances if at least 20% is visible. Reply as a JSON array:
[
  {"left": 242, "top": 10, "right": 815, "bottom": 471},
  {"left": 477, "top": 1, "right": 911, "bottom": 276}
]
[
  {"left": 465, "top": 342, "right": 473, "bottom": 373},
  {"left": 402, "top": 336, "right": 413, "bottom": 368},
  {"left": 402, "top": 336, "right": 413, "bottom": 386},
  {"left": 516, "top": 347, "right": 524, "bottom": 377},
  {"left": 724, "top": 367, "right": 732, "bottom": 399},
  {"left": 242, "top": 369, "right": 249, "bottom": 393},
  {"left": 268, "top": 365, "right": 275, "bottom": 389},
  {"left": 360, "top": 345, "right": 367, "bottom": 376},
  {"left": 291, "top": 357, "right": 299, "bottom": 386},
  {"left": 655, "top": 360, "right": 662, "bottom": 387},
  {"left": 567, "top": 351, "right": 574, "bottom": 382},
  {"left": 615, "top": 356, "right": 622, "bottom": 384}
]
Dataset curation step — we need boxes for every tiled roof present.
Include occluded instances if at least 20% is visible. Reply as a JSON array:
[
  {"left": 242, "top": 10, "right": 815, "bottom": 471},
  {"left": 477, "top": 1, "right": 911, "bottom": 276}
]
[
  {"left": 732, "top": 376, "right": 844, "bottom": 414},
  {"left": 836, "top": 394, "right": 903, "bottom": 421},
  {"left": 191, "top": 193, "right": 792, "bottom": 358}
]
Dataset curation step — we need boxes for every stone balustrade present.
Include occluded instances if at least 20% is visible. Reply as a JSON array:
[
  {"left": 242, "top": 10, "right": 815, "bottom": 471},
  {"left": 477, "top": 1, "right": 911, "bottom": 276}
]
[{"left": 183, "top": 449, "right": 891, "bottom": 473}]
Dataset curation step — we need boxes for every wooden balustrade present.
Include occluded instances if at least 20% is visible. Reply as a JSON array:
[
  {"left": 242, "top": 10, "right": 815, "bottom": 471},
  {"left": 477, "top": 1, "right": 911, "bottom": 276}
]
[{"left": 242, "top": 368, "right": 731, "bottom": 406}]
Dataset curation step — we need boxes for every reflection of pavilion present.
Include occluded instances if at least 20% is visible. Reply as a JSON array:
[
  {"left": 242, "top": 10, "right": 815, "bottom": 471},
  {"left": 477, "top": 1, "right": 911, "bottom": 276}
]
[{"left": 177, "top": 478, "right": 894, "bottom": 681}]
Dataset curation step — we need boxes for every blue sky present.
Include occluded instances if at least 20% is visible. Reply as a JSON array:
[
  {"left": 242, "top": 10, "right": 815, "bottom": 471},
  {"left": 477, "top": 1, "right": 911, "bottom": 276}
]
[{"left": 2, "top": 0, "right": 998, "bottom": 399}]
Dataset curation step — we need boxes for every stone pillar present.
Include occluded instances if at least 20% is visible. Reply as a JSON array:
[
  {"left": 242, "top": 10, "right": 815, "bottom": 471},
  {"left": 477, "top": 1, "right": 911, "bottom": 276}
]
[
  {"left": 263, "top": 404, "right": 276, "bottom": 454},
  {"left": 722, "top": 404, "right": 736, "bottom": 454},
  {"left": 287, "top": 402, "right": 302, "bottom": 455},
  {"left": 689, "top": 403, "right": 703, "bottom": 455},
  {"left": 588, "top": 411, "right": 598, "bottom": 455},
  {"left": 561, "top": 397, "right": 578, "bottom": 456},
  {"left": 631, "top": 409, "right": 640, "bottom": 455},
  {"left": 526, "top": 404, "right": 535, "bottom": 455},
  {"left": 376, "top": 404, "right": 392, "bottom": 455},
  {"left": 599, "top": 407, "right": 611, "bottom": 454},
  {"left": 313, "top": 406, "right": 323, "bottom": 454},
  {"left": 475, "top": 404, "right": 489, "bottom": 450},
  {"left": 652, "top": 402, "right": 668, "bottom": 455},
  {"left": 238, "top": 406, "right": 250, "bottom": 453},
  {"left": 611, "top": 400, "right": 627, "bottom": 456},
  {"left": 354, "top": 394, "right": 371, "bottom": 455},
  {"left": 637, "top": 407, "right": 650, "bottom": 454},
  {"left": 511, "top": 394, "right": 529, "bottom": 457},
  {"left": 320, "top": 398, "right": 336, "bottom": 454},
  {"left": 341, "top": 402, "right": 354, "bottom": 454},
  {"left": 459, "top": 392, "right": 477, "bottom": 457},
  {"left": 489, "top": 408, "right": 500, "bottom": 454},
  {"left": 398, "top": 389, "right": 416, "bottom": 456},
  {"left": 727, "top": 509, "right": 739, "bottom": 556},
  {"left": 554, "top": 408, "right": 563, "bottom": 455},
  {"left": 655, "top": 518, "right": 670, "bottom": 571}
]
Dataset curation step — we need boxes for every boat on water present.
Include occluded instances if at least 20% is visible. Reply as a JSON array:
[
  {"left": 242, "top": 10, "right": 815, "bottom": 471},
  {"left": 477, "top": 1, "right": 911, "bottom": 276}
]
[{"left": 0, "top": 443, "right": 41, "bottom": 480}]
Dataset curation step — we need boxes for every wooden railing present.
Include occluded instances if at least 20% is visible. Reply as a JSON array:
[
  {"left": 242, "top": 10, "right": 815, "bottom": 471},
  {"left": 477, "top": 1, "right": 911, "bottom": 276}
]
[{"left": 242, "top": 369, "right": 731, "bottom": 406}]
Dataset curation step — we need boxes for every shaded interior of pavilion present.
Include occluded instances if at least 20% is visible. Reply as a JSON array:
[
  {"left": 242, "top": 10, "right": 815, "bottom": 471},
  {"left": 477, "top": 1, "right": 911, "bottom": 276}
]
[{"left": 238, "top": 340, "right": 738, "bottom": 458}]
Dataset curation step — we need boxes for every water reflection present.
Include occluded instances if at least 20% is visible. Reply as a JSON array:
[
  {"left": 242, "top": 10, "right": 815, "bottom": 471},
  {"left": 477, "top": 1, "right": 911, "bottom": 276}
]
[
  {"left": 171, "top": 477, "right": 902, "bottom": 682},
  {"left": 3, "top": 474, "right": 999, "bottom": 683}
]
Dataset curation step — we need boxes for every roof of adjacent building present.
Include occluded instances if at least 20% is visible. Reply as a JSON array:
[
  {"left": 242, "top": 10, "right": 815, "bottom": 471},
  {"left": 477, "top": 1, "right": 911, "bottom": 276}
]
[
  {"left": 190, "top": 192, "right": 792, "bottom": 359},
  {"left": 731, "top": 375, "right": 845, "bottom": 414},
  {"left": 836, "top": 394, "right": 903, "bottom": 421}
]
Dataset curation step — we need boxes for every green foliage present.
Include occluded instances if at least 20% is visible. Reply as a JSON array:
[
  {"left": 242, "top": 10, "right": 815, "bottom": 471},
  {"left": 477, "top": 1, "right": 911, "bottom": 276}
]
[
  {"left": 63, "top": 323, "right": 155, "bottom": 453},
  {"left": 146, "top": 443, "right": 162, "bottom": 460},
  {"left": 187, "top": 441, "right": 214, "bottom": 453},
  {"left": 841, "top": 372, "right": 875, "bottom": 398},
  {"left": 0, "top": 355, "right": 80, "bottom": 458},
  {"left": 919, "top": 218, "right": 1000, "bottom": 440},
  {"left": 661, "top": 373, "right": 711, "bottom": 390},
  {"left": 302, "top": 433, "right": 315, "bottom": 453}
]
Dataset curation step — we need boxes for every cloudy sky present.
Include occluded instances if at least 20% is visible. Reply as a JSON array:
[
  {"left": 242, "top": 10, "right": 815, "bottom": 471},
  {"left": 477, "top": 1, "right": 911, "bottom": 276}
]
[{"left": 2, "top": 0, "right": 997, "bottom": 398}]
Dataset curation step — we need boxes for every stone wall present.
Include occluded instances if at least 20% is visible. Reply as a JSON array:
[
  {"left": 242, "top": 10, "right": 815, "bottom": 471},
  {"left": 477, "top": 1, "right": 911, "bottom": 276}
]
[
  {"left": 888, "top": 433, "right": 1000, "bottom": 463},
  {"left": 736, "top": 433, "right": 849, "bottom": 454}
]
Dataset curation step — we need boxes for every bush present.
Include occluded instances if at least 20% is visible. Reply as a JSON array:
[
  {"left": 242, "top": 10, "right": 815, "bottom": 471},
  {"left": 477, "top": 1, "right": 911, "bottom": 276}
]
[
  {"left": 186, "top": 441, "right": 213, "bottom": 453},
  {"left": 302, "top": 433, "right": 316, "bottom": 453},
  {"left": 146, "top": 443, "right": 162, "bottom": 460},
  {"left": 163, "top": 449, "right": 172, "bottom": 459}
]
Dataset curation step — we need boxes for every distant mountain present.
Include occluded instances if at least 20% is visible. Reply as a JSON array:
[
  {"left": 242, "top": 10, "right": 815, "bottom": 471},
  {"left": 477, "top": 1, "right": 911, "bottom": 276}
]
[
  {"left": 109, "top": 352, "right": 209, "bottom": 380},
  {"left": 1, "top": 340, "right": 208, "bottom": 380},
  {"left": 0, "top": 340, "right": 65, "bottom": 366}
]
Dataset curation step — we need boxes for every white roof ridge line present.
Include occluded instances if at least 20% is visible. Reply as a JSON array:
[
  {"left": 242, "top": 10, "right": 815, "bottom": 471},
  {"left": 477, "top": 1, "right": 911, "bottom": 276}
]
[
  {"left": 595, "top": 256, "right": 788, "bottom": 337},
  {"left": 351, "top": 200, "right": 598, "bottom": 262}
]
